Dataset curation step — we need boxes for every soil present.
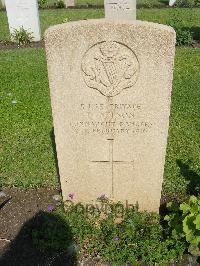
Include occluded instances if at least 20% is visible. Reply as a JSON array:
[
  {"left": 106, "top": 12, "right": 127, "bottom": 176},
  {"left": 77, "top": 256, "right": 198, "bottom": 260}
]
[
  {"left": 0, "top": 40, "right": 199, "bottom": 51},
  {"left": 0, "top": 41, "right": 44, "bottom": 50},
  {"left": 0, "top": 187, "right": 199, "bottom": 265}
]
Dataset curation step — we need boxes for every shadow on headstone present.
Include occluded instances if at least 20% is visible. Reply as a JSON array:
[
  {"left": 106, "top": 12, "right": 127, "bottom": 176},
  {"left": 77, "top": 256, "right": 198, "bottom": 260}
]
[
  {"left": 0, "top": 211, "right": 77, "bottom": 266},
  {"left": 176, "top": 159, "right": 200, "bottom": 195},
  {"left": 50, "top": 128, "right": 61, "bottom": 182}
]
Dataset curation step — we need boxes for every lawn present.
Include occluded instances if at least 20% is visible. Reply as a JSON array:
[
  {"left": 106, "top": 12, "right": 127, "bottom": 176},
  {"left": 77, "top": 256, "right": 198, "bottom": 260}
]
[
  {"left": 0, "top": 0, "right": 169, "bottom": 9},
  {"left": 0, "top": 47, "right": 199, "bottom": 193},
  {"left": 0, "top": 8, "right": 199, "bottom": 41}
]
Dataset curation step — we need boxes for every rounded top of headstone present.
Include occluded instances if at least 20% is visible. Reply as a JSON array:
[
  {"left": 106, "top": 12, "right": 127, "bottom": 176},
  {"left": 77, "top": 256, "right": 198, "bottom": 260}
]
[{"left": 45, "top": 19, "right": 176, "bottom": 41}]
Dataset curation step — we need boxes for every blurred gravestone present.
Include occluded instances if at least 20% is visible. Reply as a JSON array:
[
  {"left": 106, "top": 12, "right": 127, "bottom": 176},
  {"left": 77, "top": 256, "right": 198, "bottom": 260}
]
[
  {"left": 104, "top": 0, "right": 136, "bottom": 20},
  {"left": 64, "top": 0, "right": 75, "bottom": 8},
  {"left": 5, "top": 0, "right": 41, "bottom": 42},
  {"left": 169, "top": 0, "right": 176, "bottom": 6}
]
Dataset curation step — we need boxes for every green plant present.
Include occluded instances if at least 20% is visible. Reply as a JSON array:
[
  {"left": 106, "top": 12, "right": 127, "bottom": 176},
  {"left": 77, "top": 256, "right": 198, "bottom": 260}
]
[
  {"left": 167, "top": 11, "right": 193, "bottom": 45},
  {"left": 32, "top": 212, "right": 74, "bottom": 252},
  {"left": 11, "top": 26, "right": 33, "bottom": 45},
  {"left": 38, "top": 0, "right": 47, "bottom": 8},
  {"left": 165, "top": 196, "right": 200, "bottom": 256},
  {"left": 54, "top": 0, "right": 65, "bottom": 8},
  {"left": 176, "top": 28, "right": 193, "bottom": 45},
  {"left": 62, "top": 17, "right": 69, "bottom": 23},
  {"left": 32, "top": 201, "right": 185, "bottom": 264}
]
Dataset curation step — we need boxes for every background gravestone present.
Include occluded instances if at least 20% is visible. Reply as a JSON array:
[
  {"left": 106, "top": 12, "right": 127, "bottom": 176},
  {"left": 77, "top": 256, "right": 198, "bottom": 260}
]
[
  {"left": 64, "top": 0, "right": 75, "bottom": 8},
  {"left": 105, "top": 0, "right": 136, "bottom": 20},
  {"left": 5, "top": 0, "right": 41, "bottom": 42},
  {"left": 45, "top": 20, "right": 176, "bottom": 212},
  {"left": 169, "top": 0, "right": 176, "bottom": 6}
]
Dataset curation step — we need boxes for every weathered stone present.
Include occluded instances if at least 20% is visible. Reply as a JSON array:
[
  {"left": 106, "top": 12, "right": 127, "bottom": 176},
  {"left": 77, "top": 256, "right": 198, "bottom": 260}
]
[
  {"left": 64, "top": 0, "right": 75, "bottom": 8},
  {"left": 5, "top": 0, "right": 41, "bottom": 42},
  {"left": 45, "top": 20, "right": 176, "bottom": 212},
  {"left": 104, "top": 0, "right": 136, "bottom": 20}
]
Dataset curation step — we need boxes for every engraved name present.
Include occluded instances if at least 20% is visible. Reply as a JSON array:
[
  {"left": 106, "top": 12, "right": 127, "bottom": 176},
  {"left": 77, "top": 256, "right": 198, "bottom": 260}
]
[{"left": 70, "top": 103, "right": 153, "bottom": 136}]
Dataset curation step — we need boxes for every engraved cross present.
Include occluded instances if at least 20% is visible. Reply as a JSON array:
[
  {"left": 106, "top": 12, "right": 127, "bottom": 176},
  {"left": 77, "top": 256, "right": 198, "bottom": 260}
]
[{"left": 91, "top": 139, "right": 134, "bottom": 197}]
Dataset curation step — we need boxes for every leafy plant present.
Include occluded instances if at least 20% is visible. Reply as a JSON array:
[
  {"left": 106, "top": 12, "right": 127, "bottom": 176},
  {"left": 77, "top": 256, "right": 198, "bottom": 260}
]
[
  {"left": 62, "top": 17, "right": 69, "bottom": 23},
  {"left": 54, "top": 0, "right": 65, "bottom": 8},
  {"left": 165, "top": 196, "right": 200, "bottom": 256},
  {"left": 32, "top": 200, "right": 185, "bottom": 264},
  {"left": 11, "top": 26, "right": 33, "bottom": 45},
  {"left": 167, "top": 11, "right": 193, "bottom": 45},
  {"left": 38, "top": 0, "right": 47, "bottom": 8},
  {"left": 175, "top": 28, "right": 193, "bottom": 45},
  {"left": 32, "top": 212, "right": 74, "bottom": 252}
]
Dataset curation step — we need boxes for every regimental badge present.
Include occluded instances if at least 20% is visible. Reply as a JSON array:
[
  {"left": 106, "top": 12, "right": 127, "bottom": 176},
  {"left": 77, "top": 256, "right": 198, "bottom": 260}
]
[{"left": 81, "top": 41, "right": 139, "bottom": 97}]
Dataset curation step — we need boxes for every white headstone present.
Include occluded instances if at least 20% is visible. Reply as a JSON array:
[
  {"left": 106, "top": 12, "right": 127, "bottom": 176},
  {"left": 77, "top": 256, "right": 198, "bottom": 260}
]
[
  {"left": 64, "top": 0, "right": 75, "bottom": 8},
  {"left": 169, "top": 0, "right": 176, "bottom": 6},
  {"left": 105, "top": 0, "right": 136, "bottom": 20},
  {"left": 45, "top": 20, "right": 176, "bottom": 212},
  {"left": 5, "top": 0, "right": 41, "bottom": 42}
]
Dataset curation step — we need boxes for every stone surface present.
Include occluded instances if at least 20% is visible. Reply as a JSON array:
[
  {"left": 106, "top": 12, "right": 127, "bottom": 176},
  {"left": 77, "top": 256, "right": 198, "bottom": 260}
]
[
  {"left": 45, "top": 19, "right": 176, "bottom": 212},
  {"left": 104, "top": 0, "right": 136, "bottom": 20},
  {"left": 169, "top": 0, "right": 176, "bottom": 6},
  {"left": 0, "top": 191, "right": 6, "bottom": 198},
  {"left": 64, "top": 0, "right": 75, "bottom": 7},
  {"left": 5, "top": 0, "right": 41, "bottom": 42}
]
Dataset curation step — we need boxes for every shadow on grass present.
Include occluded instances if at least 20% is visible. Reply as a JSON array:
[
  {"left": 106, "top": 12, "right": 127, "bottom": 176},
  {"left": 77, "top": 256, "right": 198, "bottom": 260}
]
[
  {"left": 177, "top": 159, "right": 200, "bottom": 196},
  {"left": 0, "top": 211, "right": 77, "bottom": 266},
  {"left": 184, "top": 26, "right": 200, "bottom": 41}
]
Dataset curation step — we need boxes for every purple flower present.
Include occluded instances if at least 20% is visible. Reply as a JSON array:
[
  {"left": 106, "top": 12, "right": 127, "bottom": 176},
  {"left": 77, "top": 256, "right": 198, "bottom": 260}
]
[
  {"left": 68, "top": 192, "right": 75, "bottom": 200},
  {"left": 47, "top": 204, "right": 55, "bottom": 212},
  {"left": 113, "top": 236, "right": 119, "bottom": 241}
]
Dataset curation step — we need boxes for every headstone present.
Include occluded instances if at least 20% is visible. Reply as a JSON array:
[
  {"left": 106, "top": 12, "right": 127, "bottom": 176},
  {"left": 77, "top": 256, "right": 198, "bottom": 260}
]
[
  {"left": 5, "top": 0, "right": 41, "bottom": 42},
  {"left": 105, "top": 0, "right": 136, "bottom": 20},
  {"left": 1, "top": 0, "right": 5, "bottom": 8},
  {"left": 45, "top": 20, "right": 176, "bottom": 212},
  {"left": 64, "top": 0, "right": 75, "bottom": 8},
  {"left": 169, "top": 0, "right": 176, "bottom": 6}
]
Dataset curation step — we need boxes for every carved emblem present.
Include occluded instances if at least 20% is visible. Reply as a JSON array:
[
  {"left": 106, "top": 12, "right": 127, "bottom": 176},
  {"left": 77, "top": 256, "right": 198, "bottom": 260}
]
[
  {"left": 81, "top": 41, "right": 139, "bottom": 97},
  {"left": 109, "top": 0, "right": 129, "bottom": 10}
]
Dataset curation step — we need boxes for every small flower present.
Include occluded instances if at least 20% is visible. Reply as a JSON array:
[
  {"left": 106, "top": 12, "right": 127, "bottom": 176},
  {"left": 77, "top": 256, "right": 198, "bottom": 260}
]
[
  {"left": 68, "top": 192, "right": 75, "bottom": 200},
  {"left": 47, "top": 204, "right": 55, "bottom": 212},
  {"left": 11, "top": 100, "right": 17, "bottom": 104},
  {"left": 113, "top": 236, "right": 119, "bottom": 241}
]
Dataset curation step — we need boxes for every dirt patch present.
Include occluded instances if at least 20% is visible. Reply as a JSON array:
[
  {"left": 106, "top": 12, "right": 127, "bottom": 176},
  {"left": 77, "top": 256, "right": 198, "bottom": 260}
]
[
  {"left": 0, "top": 40, "right": 199, "bottom": 51},
  {"left": 0, "top": 187, "right": 73, "bottom": 265},
  {"left": 0, "top": 41, "right": 44, "bottom": 50}
]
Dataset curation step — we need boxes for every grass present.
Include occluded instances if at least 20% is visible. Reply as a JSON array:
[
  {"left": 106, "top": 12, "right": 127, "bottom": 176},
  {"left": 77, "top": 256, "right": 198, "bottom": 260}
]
[
  {"left": 32, "top": 0, "right": 169, "bottom": 9},
  {"left": 0, "top": 47, "right": 199, "bottom": 193},
  {"left": 0, "top": 48, "right": 57, "bottom": 188},
  {"left": 0, "top": 8, "right": 199, "bottom": 41}
]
